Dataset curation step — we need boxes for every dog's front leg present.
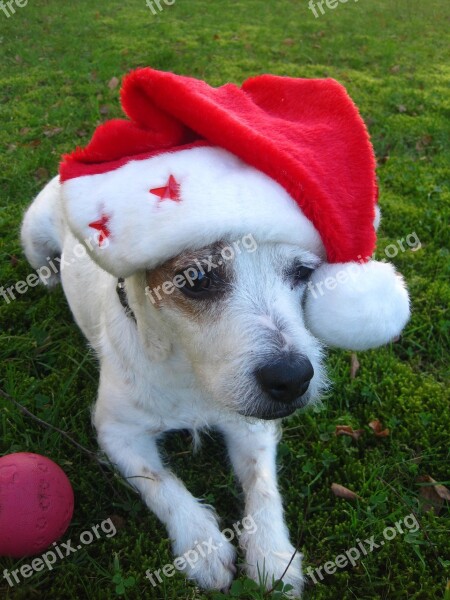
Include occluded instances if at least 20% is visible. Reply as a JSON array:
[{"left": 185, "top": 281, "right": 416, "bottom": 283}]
[
  {"left": 219, "top": 419, "right": 303, "bottom": 596},
  {"left": 93, "top": 373, "right": 236, "bottom": 591}
]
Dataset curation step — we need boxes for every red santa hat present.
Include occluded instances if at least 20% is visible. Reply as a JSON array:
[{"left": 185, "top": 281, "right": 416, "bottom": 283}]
[{"left": 59, "top": 67, "right": 410, "bottom": 350}]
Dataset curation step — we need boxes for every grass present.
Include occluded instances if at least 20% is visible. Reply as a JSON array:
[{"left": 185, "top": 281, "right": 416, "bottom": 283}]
[{"left": 0, "top": 0, "right": 449, "bottom": 598}]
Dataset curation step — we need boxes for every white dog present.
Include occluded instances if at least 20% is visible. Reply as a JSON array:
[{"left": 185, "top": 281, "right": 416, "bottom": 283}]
[
  {"left": 20, "top": 69, "right": 410, "bottom": 596},
  {"left": 22, "top": 175, "right": 326, "bottom": 595}
]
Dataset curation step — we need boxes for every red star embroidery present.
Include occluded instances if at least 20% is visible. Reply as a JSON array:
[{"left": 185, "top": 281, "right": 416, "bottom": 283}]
[
  {"left": 150, "top": 175, "right": 181, "bottom": 202},
  {"left": 88, "top": 213, "right": 111, "bottom": 246}
]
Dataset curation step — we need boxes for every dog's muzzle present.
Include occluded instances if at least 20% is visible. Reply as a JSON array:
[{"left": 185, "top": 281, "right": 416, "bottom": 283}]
[{"left": 242, "top": 354, "right": 314, "bottom": 420}]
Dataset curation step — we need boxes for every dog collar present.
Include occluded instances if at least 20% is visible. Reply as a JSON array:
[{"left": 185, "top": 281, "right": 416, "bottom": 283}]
[{"left": 116, "top": 278, "right": 136, "bottom": 322}]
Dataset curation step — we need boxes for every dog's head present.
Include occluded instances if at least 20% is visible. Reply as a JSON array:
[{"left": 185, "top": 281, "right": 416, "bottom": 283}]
[
  {"left": 143, "top": 237, "right": 327, "bottom": 420},
  {"left": 60, "top": 142, "right": 410, "bottom": 419},
  {"left": 58, "top": 72, "right": 410, "bottom": 421}
]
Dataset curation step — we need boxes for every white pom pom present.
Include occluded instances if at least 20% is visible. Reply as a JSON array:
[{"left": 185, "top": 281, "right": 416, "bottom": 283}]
[{"left": 304, "top": 261, "right": 410, "bottom": 350}]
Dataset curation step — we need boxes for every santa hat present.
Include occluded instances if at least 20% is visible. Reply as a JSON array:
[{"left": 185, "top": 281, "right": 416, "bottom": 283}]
[{"left": 59, "top": 67, "right": 410, "bottom": 351}]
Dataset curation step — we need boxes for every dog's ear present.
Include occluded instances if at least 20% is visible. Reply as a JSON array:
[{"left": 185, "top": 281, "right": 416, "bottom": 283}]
[
  {"left": 304, "top": 260, "right": 410, "bottom": 351},
  {"left": 21, "top": 176, "right": 63, "bottom": 287},
  {"left": 125, "top": 273, "right": 172, "bottom": 361}
]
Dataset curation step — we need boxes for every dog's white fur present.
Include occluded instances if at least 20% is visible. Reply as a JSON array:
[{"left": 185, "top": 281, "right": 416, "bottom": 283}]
[{"left": 21, "top": 175, "right": 333, "bottom": 595}]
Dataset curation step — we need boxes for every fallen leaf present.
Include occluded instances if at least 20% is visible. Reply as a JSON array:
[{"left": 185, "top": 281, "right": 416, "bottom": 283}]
[
  {"left": 417, "top": 475, "right": 450, "bottom": 514},
  {"left": 10, "top": 255, "right": 18, "bottom": 268},
  {"left": 43, "top": 126, "right": 63, "bottom": 137},
  {"left": 417, "top": 476, "right": 444, "bottom": 513},
  {"left": 335, "top": 425, "right": 365, "bottom": 440},
  {"left": 76, "top": 129, "right": 88, "bottom": 137},
  {"left": 108, "top": 76, "right": 119, "bottom": 90},
  {"left": 34, "top": 167, "right": 49, "bottom": 181},
  {"left": 397, "top": 104, "right": 407, "bottom": 113},
  {"left": 99, "top": 105, "right": 110, "bottom": 116},
  {"left": 331, "top": 483, "right": 360, "bottom": 500},
  {"left": 416, "top": 134, "right": 433, "bottom": 152},
  {"left": 24, "top": 139, "right": 41, "bottom": 148},
  {"left": 434, "top": 481, "right": 450, "bottom": 501},
  {"left": 19, "top": 127, "right": 31, "bottom": 136},
  {"left": 390, "top": 64, "right": 400, "bottom": 73},
  {"left": 350, "top": 353, "right": 360, "bottom": 379},
  {"left": 109, "top": 514, "right": 126, "bottom": 530},
  {"left": 378, "top": 143, "right": 392, "bottom": 164},
  {"left": 283, "top": 38, "right": 295, "bottom": 45},
  {"left": 369, "top": 420, "right": 390, "bottom": 437},
  {"left": 15, "top": 55, "right": 22, "bottom": 63}
]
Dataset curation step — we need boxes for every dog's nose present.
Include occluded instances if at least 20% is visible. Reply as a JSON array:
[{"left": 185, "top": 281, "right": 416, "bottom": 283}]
[{"left": 256, "top": 356, "right": 314, "bottom": 404}]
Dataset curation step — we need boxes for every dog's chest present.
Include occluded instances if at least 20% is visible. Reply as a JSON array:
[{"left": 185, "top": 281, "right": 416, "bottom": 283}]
[{"left": 128, "top": 355, "right": 222, "bottom": 431}]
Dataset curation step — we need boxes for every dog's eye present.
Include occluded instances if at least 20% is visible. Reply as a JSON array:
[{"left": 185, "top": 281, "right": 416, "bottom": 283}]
[
  {"left": 288, "top": 264, "right": 314, "bottom": 286},
  {"left": 295, "top": 265, "right": 314, "bottom": 281},
  {"left": 178, "top": 268, "right": 224, "bottom": 299}
]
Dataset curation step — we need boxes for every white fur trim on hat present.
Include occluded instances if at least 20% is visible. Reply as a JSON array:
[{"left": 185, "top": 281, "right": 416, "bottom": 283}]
[
  {"left": 61, "top": 146, "right": 325, "bottom": 277},
  {"left": 304, "top": 261, "right": 410, "bottom": 350}
]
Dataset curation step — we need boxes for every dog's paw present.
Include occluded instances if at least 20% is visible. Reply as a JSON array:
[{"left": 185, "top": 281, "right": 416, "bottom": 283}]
[
  {"left": 243, "top": 540, "right": 304, "bottom": 598},
  {"left": 172, "top": 515, "right": 236, "bottom": 591}
]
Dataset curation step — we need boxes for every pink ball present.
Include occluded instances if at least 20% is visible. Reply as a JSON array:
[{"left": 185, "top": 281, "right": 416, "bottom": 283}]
[{"left": 0, "top": 452, "right": 74, "bottom": 558}]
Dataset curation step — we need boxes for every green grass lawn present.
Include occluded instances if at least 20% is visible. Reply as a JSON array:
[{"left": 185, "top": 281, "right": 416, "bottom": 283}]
[{"left": 1, "top": 0, "right": 449, "bottom": 598}]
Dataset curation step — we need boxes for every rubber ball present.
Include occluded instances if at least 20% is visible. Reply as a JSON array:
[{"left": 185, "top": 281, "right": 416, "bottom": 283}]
[{"left": 0, "top": 452, "right": 74, "bottom": 558}]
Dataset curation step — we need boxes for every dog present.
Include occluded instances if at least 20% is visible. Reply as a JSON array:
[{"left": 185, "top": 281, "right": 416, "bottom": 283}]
[
  {"left": 21, "top": 174, "right": 327, "bottom": 595},
  {"left": 20, "top": 68, "right": 410, "bottom": 596}
]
